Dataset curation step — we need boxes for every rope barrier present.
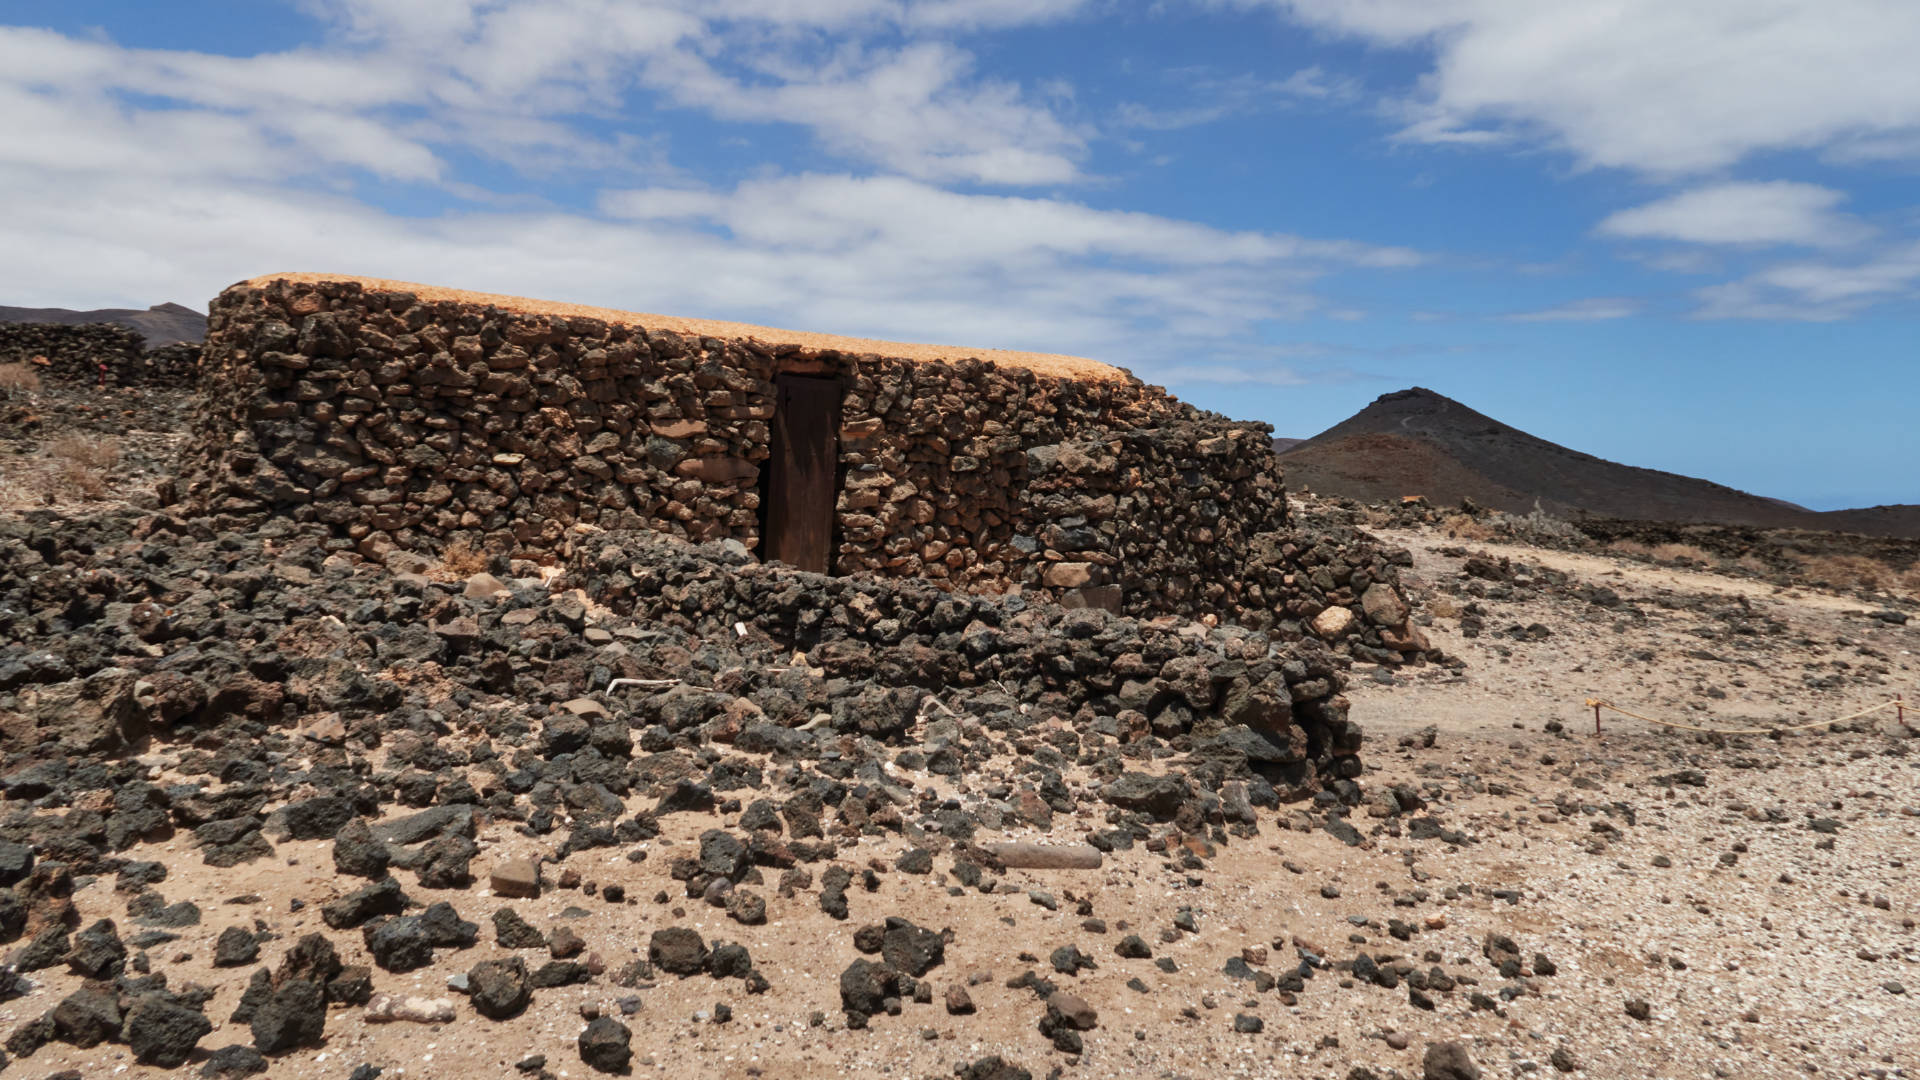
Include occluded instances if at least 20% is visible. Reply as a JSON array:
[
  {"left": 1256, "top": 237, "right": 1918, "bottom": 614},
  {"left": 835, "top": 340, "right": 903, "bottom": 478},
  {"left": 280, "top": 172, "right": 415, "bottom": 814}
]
[{"left": 1582, "top": 695, "right": 1905, "bottom": 736}]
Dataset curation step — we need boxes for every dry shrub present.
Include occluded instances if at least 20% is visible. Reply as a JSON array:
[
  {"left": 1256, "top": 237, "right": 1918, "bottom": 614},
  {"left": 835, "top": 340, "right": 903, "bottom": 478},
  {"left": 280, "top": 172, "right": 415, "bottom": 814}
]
[
  {"left": 438, "top": 537, "right": 490, "bottom": 577},
  {"left": 35, "top": 435, "right": 120, "bottom": 502},
  {"left": 51, "top": 459, "right": 108, "bottom": 500},
  {"left": 1607, "top": 539, "right": 1652, "bottom": 559},
  {"left": 1794, "top": 553, "right": 1890, "bottom": 593},
  {"left": 1648, "top": 542, "right": 1711, "bottom": 565},
  {"left": 1733, "top": 554, "right": 1772, "bottom": 576},
  {"left": 1427, "top": 596, "right": 1462, "bottom": 619},
  {"left": 49, "top": 434, "right": 120, "bottom": 472},
  {"left": 1439, "top": 513, "right": 1494, "bottom": 541},
  {"left": 0, "top": 362, "right": 39, "bottom": 393}
]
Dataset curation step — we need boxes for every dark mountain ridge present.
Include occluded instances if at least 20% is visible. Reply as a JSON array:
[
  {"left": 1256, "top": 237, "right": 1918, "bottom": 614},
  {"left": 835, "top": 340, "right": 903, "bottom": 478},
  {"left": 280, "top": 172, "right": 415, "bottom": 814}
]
[
  {"left": 0, "top": 301, "right": 206, "bottom": 345},
  {"left": 1280, "top": 387, "right": 1919, "bottom": 538}
]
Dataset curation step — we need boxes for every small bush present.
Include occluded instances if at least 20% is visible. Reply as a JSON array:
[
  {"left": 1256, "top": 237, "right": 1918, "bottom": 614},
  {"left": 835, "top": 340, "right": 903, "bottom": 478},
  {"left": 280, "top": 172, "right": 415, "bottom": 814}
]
[
  {"left": 32, "top": 435, "right": 120, "bottom": 502},
  {"left": 1648, "top": 542, "right": 1712, "bottom": 566},
  {"left": 1439, "top": 513, "right": 1495, "bottom": 541},
  {"left": 1504, "top": 504, "right": 1580, "bottom": 542},
  {"left": 52, "top": 459, "right": 109, "bottom": 500},
  {"left": 0, "top": 362, "right": 40, "bottom": 393},
  {"left": 438, "top": 537, "right": 490, "bottom": 577},
  {"left": 1795, "top": 553, "right": 1889, "bottom": 593},
  {"left": 49, "top": 434, "right": 120, "bottom": 472}
]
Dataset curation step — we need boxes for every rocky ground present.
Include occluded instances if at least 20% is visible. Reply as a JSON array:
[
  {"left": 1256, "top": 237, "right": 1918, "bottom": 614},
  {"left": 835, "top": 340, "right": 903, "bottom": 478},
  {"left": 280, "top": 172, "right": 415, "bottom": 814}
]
[
  {"left": 0, "top": 404, "right": 1913, "bottom": 1080},
  {"left": 0, "top": 377, "right": 189, "bottom": 512}
]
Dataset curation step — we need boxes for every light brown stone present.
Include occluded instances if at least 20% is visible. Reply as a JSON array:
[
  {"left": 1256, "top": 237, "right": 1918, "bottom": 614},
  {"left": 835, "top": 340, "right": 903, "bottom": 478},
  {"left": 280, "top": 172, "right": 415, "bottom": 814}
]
[
  {"left": 988, "top": 842, "right": 1104, "bottom": 870},
  {"left": 1361, "top": 582, "right": 1411, "bottom": 626},
  {"left": 1311, "top": 605, "right": 1356, "bottom": 639},
  {"left": 490, "top": 857, "right": 541, "bottom": 899},
  {"left": 365, "top": 994, "right": 456, "bottom": 1024},
  {"left": 1379, "top": 624, "right": 1431, "bottom": 652},
  {"left": 1044, "top": 562, "right": 1097, "bottom": 589},
  {"left": 650, "top": 419, "right": 707, "bottom": 438},
  {"left": 674, "top": 456, "right": 758, "bottom": 484}
]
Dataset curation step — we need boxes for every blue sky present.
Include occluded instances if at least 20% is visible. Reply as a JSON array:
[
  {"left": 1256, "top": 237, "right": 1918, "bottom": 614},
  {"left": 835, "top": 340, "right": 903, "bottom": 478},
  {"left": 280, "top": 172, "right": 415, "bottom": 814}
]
[{"left": 3, "top": 2, "right": 1916, "bottom": 509}]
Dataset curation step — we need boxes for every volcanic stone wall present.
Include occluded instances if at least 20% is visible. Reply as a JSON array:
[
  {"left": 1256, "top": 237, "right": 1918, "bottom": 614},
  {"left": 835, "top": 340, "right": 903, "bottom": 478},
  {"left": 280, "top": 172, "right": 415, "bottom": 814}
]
[
  {"left": 0, "top": 322, "right": 200, "bottom": 388},
  {"left": 173, "top": 277, "right": 1313, "bottom": 622},
  {"left": 169, "top": 276, "right": 1435, "bottom": 666}
]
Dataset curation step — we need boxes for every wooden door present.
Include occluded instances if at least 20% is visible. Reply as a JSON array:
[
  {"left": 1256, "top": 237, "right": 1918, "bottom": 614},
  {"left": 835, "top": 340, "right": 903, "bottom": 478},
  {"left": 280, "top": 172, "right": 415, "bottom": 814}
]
[{"left": 764, "top": 374, "right": 840, "bottom": 572}]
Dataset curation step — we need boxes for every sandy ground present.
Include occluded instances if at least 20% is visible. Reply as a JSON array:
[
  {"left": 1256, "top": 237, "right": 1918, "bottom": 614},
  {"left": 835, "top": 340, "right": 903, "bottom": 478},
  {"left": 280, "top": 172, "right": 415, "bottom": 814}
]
[{"left": 5, "top": 520, "right": 1916, "bottom": 1080}]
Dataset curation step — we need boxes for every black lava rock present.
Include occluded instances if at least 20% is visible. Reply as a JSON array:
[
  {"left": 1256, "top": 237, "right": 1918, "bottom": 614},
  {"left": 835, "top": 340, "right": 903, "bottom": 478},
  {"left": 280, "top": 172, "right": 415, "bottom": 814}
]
[
  {"left": 469, "top": 957, "right": 533, "bottom": 1019},
  {"left": 250, "top": 979, "right": 326, "bottom": 1054},
  {"left": 125, "top": 994, "right": 213, "bottom": 1067},
  {"left": 577, "top": 1016, "right": 632, "bottom": 1073},
  {"left": 649, "top": 927, "right": 709, "bottom": 976}
]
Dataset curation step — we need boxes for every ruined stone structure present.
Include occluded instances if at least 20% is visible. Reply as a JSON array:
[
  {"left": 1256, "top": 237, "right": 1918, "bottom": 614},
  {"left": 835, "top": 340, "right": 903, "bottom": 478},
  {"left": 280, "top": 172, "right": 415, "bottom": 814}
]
[{"left": 172, "top": 274, "right": 1424, "bottom": 659}]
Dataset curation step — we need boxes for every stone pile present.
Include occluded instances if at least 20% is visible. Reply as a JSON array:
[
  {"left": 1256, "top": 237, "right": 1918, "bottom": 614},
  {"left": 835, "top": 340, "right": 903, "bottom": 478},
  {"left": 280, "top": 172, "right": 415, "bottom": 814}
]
[
  {"left": 0, "top": 503, "right": 1383, "bottom": 1068},
  {"left": 573, "top": 528, "right": 1365, "bottom": 799}
]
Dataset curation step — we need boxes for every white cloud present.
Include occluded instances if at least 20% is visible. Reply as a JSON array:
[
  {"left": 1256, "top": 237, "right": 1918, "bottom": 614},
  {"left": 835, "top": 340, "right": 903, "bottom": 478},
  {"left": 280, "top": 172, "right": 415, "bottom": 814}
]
[
  {"left": 602, "top": 173, "right": 1421, "bottom": 268},
  {"left": 1695, "top": 241, "right": 1920, "bottom": 320},
  {"left": 1628, "top": 250, "right": 1718, "bottom": 275},
  {"left": 1150, "top": 364, "right": 1317, "bottom": 387},
  {"left": 1233, "top": 1, "right": 1920, "bottom": 175},
  {"left": 4, "top": 1, "right": 1095, "bottom": 191},
  {"left": 1116, "top": 67, "right": 1359, "bottom": 132},
  {"left": 650, "top": 41, "right": 1087, "bottom": 184},
  {"left": 0, "top": 162, "right": 1421, "bottom": 373},
  {"left": 1502, "top": 297, "right": 1640, "bottom": 322},
  {"left": 1598, "top": 182, "right": 1868, "bottom": 248},
  {"left": 0, "top": 4, "right": 1438, "bottom": 373}
]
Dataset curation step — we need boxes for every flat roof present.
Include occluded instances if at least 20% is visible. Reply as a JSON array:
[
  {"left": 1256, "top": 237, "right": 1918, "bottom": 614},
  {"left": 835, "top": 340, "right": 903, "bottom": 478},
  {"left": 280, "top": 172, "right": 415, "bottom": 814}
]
[{"left": 239, "top": 273, "right": 1127, "bottom": 383}]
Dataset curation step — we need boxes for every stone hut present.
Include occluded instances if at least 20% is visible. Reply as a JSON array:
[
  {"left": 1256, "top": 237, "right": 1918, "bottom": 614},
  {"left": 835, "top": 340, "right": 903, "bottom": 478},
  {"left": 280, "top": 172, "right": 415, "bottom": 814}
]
[{"left": 172, "top": 274, "right": 1422, "bottom": 655}]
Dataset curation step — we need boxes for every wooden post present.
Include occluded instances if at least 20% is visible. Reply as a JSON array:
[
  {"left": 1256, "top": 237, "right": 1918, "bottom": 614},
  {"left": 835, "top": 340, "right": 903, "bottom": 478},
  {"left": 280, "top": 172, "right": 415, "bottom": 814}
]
[{"left": 1593, "top": 701, "right": 1602, "bottom": 736}]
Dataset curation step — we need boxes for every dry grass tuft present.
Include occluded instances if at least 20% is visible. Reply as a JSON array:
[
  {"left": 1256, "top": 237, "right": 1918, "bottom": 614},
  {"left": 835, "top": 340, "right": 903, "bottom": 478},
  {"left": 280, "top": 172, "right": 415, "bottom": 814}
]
[
  {"left": 1648, "top": 542, "right": 1711, "bottom": 565},
  {"left": 49, "top": 459, "right": 108, "bottom": 500},
  {"left": 0, "top": 362, "right": 40, "bottom": 393},
  {"left": 438, "top": 537, "right": 490, "bottom": 577},
  {"left": 1439, "top": 513, "right": 1495, "bottom": 541},
  {"left": 31, "top": 435, "right": 122, "bottom": 502},
  {"left": 1794, "top": 553, "right": 1896, "bottom": 594},
  {"left": 49, "top": 434, "right": 120, "bottom": 472}
]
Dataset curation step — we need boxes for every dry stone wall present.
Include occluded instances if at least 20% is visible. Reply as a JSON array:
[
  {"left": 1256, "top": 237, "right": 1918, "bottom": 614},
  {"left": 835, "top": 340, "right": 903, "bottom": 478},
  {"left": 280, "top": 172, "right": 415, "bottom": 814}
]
[
  {"left": 171, "top": 276, "right": 1427, "bottom": 657},
  {"left": 0, "top": 322, "right": 201, "bottom": 388}
]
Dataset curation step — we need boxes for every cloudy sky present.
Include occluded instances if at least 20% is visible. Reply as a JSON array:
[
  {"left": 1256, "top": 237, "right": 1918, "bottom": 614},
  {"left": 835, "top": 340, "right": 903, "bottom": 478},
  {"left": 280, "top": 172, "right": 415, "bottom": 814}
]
[{"left": 4, "top": 1, "right": 1916, "bottom": 509}]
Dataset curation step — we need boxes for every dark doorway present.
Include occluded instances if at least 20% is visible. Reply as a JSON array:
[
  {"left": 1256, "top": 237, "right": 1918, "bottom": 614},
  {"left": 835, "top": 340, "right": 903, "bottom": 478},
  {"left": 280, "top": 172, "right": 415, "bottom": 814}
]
[{"left": 763, "top": 374, "right": 841, "bottom": 573}]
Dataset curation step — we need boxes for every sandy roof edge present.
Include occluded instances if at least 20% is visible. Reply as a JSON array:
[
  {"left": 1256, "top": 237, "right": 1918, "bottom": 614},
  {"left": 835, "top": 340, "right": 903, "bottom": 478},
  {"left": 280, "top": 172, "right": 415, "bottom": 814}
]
[{"left": 235, "top": 273, "right": 1129, "bottom": 383}]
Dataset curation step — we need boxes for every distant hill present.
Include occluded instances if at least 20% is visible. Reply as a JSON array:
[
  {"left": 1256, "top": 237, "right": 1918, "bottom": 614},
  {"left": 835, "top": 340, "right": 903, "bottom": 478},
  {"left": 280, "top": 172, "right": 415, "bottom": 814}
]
[
  {"left": 1280, "top": 387, "right": 1919, "bottom": 538},
  {"left": 0, "top": 302, "right": 205, "bottom": 345},
  {"left": 1270, "top": 437, "right": 1305, "bottom": 454}
]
